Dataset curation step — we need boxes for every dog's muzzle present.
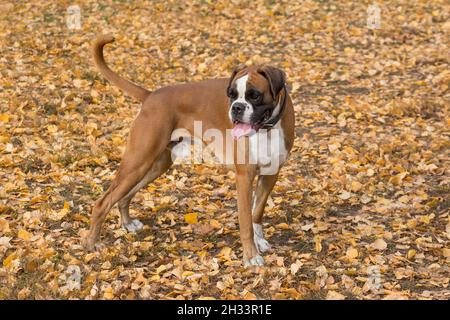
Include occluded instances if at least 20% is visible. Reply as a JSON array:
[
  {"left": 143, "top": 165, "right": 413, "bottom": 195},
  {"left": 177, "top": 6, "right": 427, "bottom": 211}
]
[{"left": 231, "top": 102, "right": 246, "bottom": 119}]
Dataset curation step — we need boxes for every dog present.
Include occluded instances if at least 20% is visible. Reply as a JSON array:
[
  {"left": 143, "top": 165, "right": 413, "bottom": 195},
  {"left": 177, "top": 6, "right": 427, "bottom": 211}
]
[{"left": 82, "top": 35, "right": 295, "bottom": 267}]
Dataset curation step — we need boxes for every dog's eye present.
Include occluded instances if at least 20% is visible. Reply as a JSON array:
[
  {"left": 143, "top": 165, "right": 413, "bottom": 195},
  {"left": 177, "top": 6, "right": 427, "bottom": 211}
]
[
  {"left": 247, "top": 90, "right": 261, "bottom": 101},
  {"left": 227, "top": 88, "right": 237, "bottom": 99}
]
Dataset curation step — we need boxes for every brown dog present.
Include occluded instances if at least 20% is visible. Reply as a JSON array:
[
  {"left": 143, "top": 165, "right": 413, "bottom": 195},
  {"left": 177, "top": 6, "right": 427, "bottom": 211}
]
[{"left": 83, "top": 35, "right": 295, "bottom": 266}]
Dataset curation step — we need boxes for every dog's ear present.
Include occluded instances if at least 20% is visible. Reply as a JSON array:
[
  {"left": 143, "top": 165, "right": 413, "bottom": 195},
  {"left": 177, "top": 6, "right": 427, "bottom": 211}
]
[
  {"left": 227, "top": 64, "right": 247, "bottom": 95},
  {"left": 257, "top": 65, "right": 286, "bottom": 99}
]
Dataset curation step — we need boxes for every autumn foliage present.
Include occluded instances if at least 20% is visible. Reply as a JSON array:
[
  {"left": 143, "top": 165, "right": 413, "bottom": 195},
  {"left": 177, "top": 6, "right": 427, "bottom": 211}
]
[{"left": 0, "top": 1, "right": 449, "bottom": 299}]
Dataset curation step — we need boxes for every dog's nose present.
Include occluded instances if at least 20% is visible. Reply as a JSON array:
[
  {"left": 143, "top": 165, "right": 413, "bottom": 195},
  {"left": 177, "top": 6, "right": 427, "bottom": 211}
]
[{"left": 232, "top": 102, "right": 246, "bottom": 114}]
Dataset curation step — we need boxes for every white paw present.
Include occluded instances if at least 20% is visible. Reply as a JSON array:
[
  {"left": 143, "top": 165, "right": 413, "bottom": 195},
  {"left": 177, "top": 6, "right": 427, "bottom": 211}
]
[
  {"left": 123, "top": 219, "right": 144, "bottom": 232},
  {"left": 244, "top": 254, "right": 264, "bottom": 267},
  {"left": 253, "top": 223, "right": 271, "bottom": 253},
  {"left": 255, "top": 236, "right": 271, "bottom": 253}
]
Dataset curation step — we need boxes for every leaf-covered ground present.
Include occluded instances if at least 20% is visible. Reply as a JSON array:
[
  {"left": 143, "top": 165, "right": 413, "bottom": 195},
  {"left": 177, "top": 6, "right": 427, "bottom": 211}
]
[{"left": 0, "top": 0, "right": 449, "bottom": 300}]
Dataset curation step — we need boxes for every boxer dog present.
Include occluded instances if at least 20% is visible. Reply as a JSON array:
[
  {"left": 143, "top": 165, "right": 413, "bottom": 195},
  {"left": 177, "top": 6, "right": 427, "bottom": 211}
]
[{"left": 83, "top": 35, "right": 295, "bottom": 267}]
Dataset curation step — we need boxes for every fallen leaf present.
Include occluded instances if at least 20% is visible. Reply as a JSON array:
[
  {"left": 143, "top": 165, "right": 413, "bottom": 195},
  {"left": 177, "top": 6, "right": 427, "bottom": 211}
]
[
  {"left": 407, "top": 249, "right": 416, "bottom": 260},
  {"left": 47, "top": 124, "right": 58, "bottom": 134},
  {"left": 443, "top": 248, "right": 450, "bottom": 257},
  {"left": 18, "top": 229, "right": 32, "bottom": 241},
  {"left": 326, "top": 290, "right": 346, "bottom": 300},
  {"left": 0, "top": 114, "right": 9, "bottom": 122},
  {"left": 276, "top": 223, "right": 290, "bottom": 230},
  {"left": 184, "top": 212, "right": 198, "bottom": 224},
  {"left": 290, "top": 260, "right": 303, "bottom": 275},
  {"left": 350, "top": 181, "right": 363, "bottom": 192},
  {"left": 371, "top": 238, "right": 387, "bottom": 251},
  {"left": 314, "top": 235, "right": 322, "bottom": 253},
  {"left": 346, "top": 247, "right": 358, "bottom": 259},
  {"left": 0, "top": 219, "right": 10, "bottom": 233},
  {"left": 338, "top": 191, "right": 353, "bottom": 200}
]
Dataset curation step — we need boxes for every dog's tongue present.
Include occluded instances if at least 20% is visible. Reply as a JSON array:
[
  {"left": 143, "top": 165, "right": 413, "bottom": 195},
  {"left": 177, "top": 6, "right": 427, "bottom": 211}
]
[{"left": 232, "top": 123, "right": 253, "bottom": 140}]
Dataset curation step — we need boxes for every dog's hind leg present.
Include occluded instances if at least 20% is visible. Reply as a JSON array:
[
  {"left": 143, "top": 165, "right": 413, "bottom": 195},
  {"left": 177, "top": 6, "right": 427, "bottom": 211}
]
[
  {"left": 83, "top": 107, "right": 172, "bottom": 250},
  {"left": 118, "top": 148, "right": 173, "bottom": 232}
]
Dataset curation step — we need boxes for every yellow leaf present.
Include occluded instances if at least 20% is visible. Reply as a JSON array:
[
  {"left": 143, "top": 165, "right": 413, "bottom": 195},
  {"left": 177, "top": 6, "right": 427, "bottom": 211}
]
[
  {"left": 155, "top": 265, "right": 166, "bottom": 274},
  {"left": 198, "top": 63, "right": 207, "bottom": 73},
  {"left": 150, "top": 274, "right": 160, "bottom": 281},
  {"left": 276, "top": 256, "right": 284, "bottom": 267},
  {"left": 73, "top": 214, "right": 89, "bottom": 223},
  {"left": 389, "top": 172, "right": 407, "bottom": 186},
  {"left": 291, "top": 82, "right": 301, "bottom": 93},
  {"left": 18, "top": 229, "right": 32, "bottom": 241},
  {"left": 0, "top": 114, "right": 10, "bottom": 122},
  {"left": 407, "top": 249, "right": 416, "bottom": 260},
  {"left": 84, "top": 253, "right": 96, "bottom": 263},
  {"left": 182, "top": 271, "right": 195, "bottom": 279},
  {"left": 90, "top": 89, "right": 99, "bottom": 98},
  {"left": 49, "top": 202, "right": 70, "bottom": 221},
  {"left": 243, "top": 291, "right": 257, "bottom": 300},
  {"left": 290, "top": 260, "right": 303, "bottom": 275},
  {"left": 103, "top": 287, "right": 114, "bottom": 300},
  {"left": 73, "top": 79, "right": 84, "bottom": 88},
  {"left": 326, "top": 290, "right": 346, "bottom": 300},
  {"left": 371, "top": 238, "right": 387, "bottom": 251},
  {"left": 443, "top": 248, "right": 450, "bottom": 257},
  {"left": 47, "top": 124, "right": 58, "bottom": 134},
  {"left": 60, "top": 202, "right": 70, "bottom": 215},
  {"left": 276, "top": 223, "right": 290, "bottom": 230},
  {"left": 217, "top": 247, "right": 232, "bottom": 259},
  {"left": 112, "top": 136, "right": 123, "bottom": 146},
  {"left": 0, "top": 218, "right": 10, "bottom": 232},
  {"left": 184, "top": 212, "right": 198, "bottom": 224},
  {"left": 420, "top": 215, "right": 431, "bottom": 224},
  {"left": 273, "top": 293, "right": 288, "bottom": 299},
  {"left": 210, "top": 219, "right": 222, "bottom": 229},
  {"left": 406, "top": 219, "right": 417, "bottom": 229},
  {"left": 338, "top": 191, "right": 352, "bottom": 200},
  {"left": 344, "top": 47, "right": 354, "bottom": 55},
  {"left": 350, "top": 181, "right": 363, "bottom": 192},
  {"left": 2, "top": 252, "right": 17, "bottom": 267},
  {"left": 282, "top": 288, "right": 301, "bottom": 299},
  {"left": 314, "top": 235, "right": 322, "bottom": 253},
  {"left": 346, "top": 247, "right": 358, "bottom": 259},
  {"left": 17, "top": 288, "right": 30, "bottom": 299}
]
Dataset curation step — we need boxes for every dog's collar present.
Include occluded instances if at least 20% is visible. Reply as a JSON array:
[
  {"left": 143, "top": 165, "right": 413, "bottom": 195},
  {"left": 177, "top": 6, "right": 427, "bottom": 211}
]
[{"left": 260, "top": 86, "right": 287, "bottom": 129}]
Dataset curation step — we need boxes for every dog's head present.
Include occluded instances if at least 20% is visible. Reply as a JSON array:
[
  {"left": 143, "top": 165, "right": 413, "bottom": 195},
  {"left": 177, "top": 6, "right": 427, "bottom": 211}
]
[{"left": 227, "top": 65, "right": 286, "bottom": 139}]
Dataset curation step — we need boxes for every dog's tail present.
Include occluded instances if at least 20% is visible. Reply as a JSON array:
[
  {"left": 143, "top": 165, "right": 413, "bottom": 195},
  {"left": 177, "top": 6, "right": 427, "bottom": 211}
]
[{"left": 92, "top": 34, "right": 150, "bottom": 102}]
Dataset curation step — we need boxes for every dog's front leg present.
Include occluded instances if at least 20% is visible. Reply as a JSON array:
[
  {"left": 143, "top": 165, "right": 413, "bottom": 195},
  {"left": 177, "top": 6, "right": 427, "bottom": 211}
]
[{"left": 235, "top": 164, "right": 264, "bottom": 267}]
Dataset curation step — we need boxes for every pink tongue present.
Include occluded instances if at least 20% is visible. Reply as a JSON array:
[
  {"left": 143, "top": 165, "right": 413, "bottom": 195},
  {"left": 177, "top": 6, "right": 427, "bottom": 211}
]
[{"left": 232, "top": 123, "right": 253, "bottom": 140}]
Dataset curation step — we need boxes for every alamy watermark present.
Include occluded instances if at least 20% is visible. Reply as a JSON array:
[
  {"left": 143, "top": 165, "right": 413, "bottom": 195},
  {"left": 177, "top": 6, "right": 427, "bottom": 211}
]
[
  {"left": 367, "top": 2, "right": 381, "bottom": 30},
  {"left": 66, "top": 5, "right": 81, "bottom": 30},
  {"left": 366, "top": 265, "right": 382, "bottom": 292},
  {"left": 170, "top": 121, "right": 286, "bottom": 175}
]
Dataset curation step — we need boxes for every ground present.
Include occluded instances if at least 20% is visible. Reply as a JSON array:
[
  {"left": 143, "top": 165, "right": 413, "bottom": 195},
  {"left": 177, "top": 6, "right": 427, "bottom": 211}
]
[{"left": 0, "top": 0, "right": 449, "bottom": 300}]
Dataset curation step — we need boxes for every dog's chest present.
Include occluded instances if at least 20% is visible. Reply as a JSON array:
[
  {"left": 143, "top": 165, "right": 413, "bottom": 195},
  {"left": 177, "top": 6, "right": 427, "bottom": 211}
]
[{"left": 249, "top": 122, "right": 288, "bottom": 174}]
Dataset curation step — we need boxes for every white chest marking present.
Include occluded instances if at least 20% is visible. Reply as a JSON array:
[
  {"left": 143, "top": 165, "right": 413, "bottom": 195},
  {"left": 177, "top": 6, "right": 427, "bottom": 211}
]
[{"left": 249, "top": 121, "right": 288, "bottom": 175}]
